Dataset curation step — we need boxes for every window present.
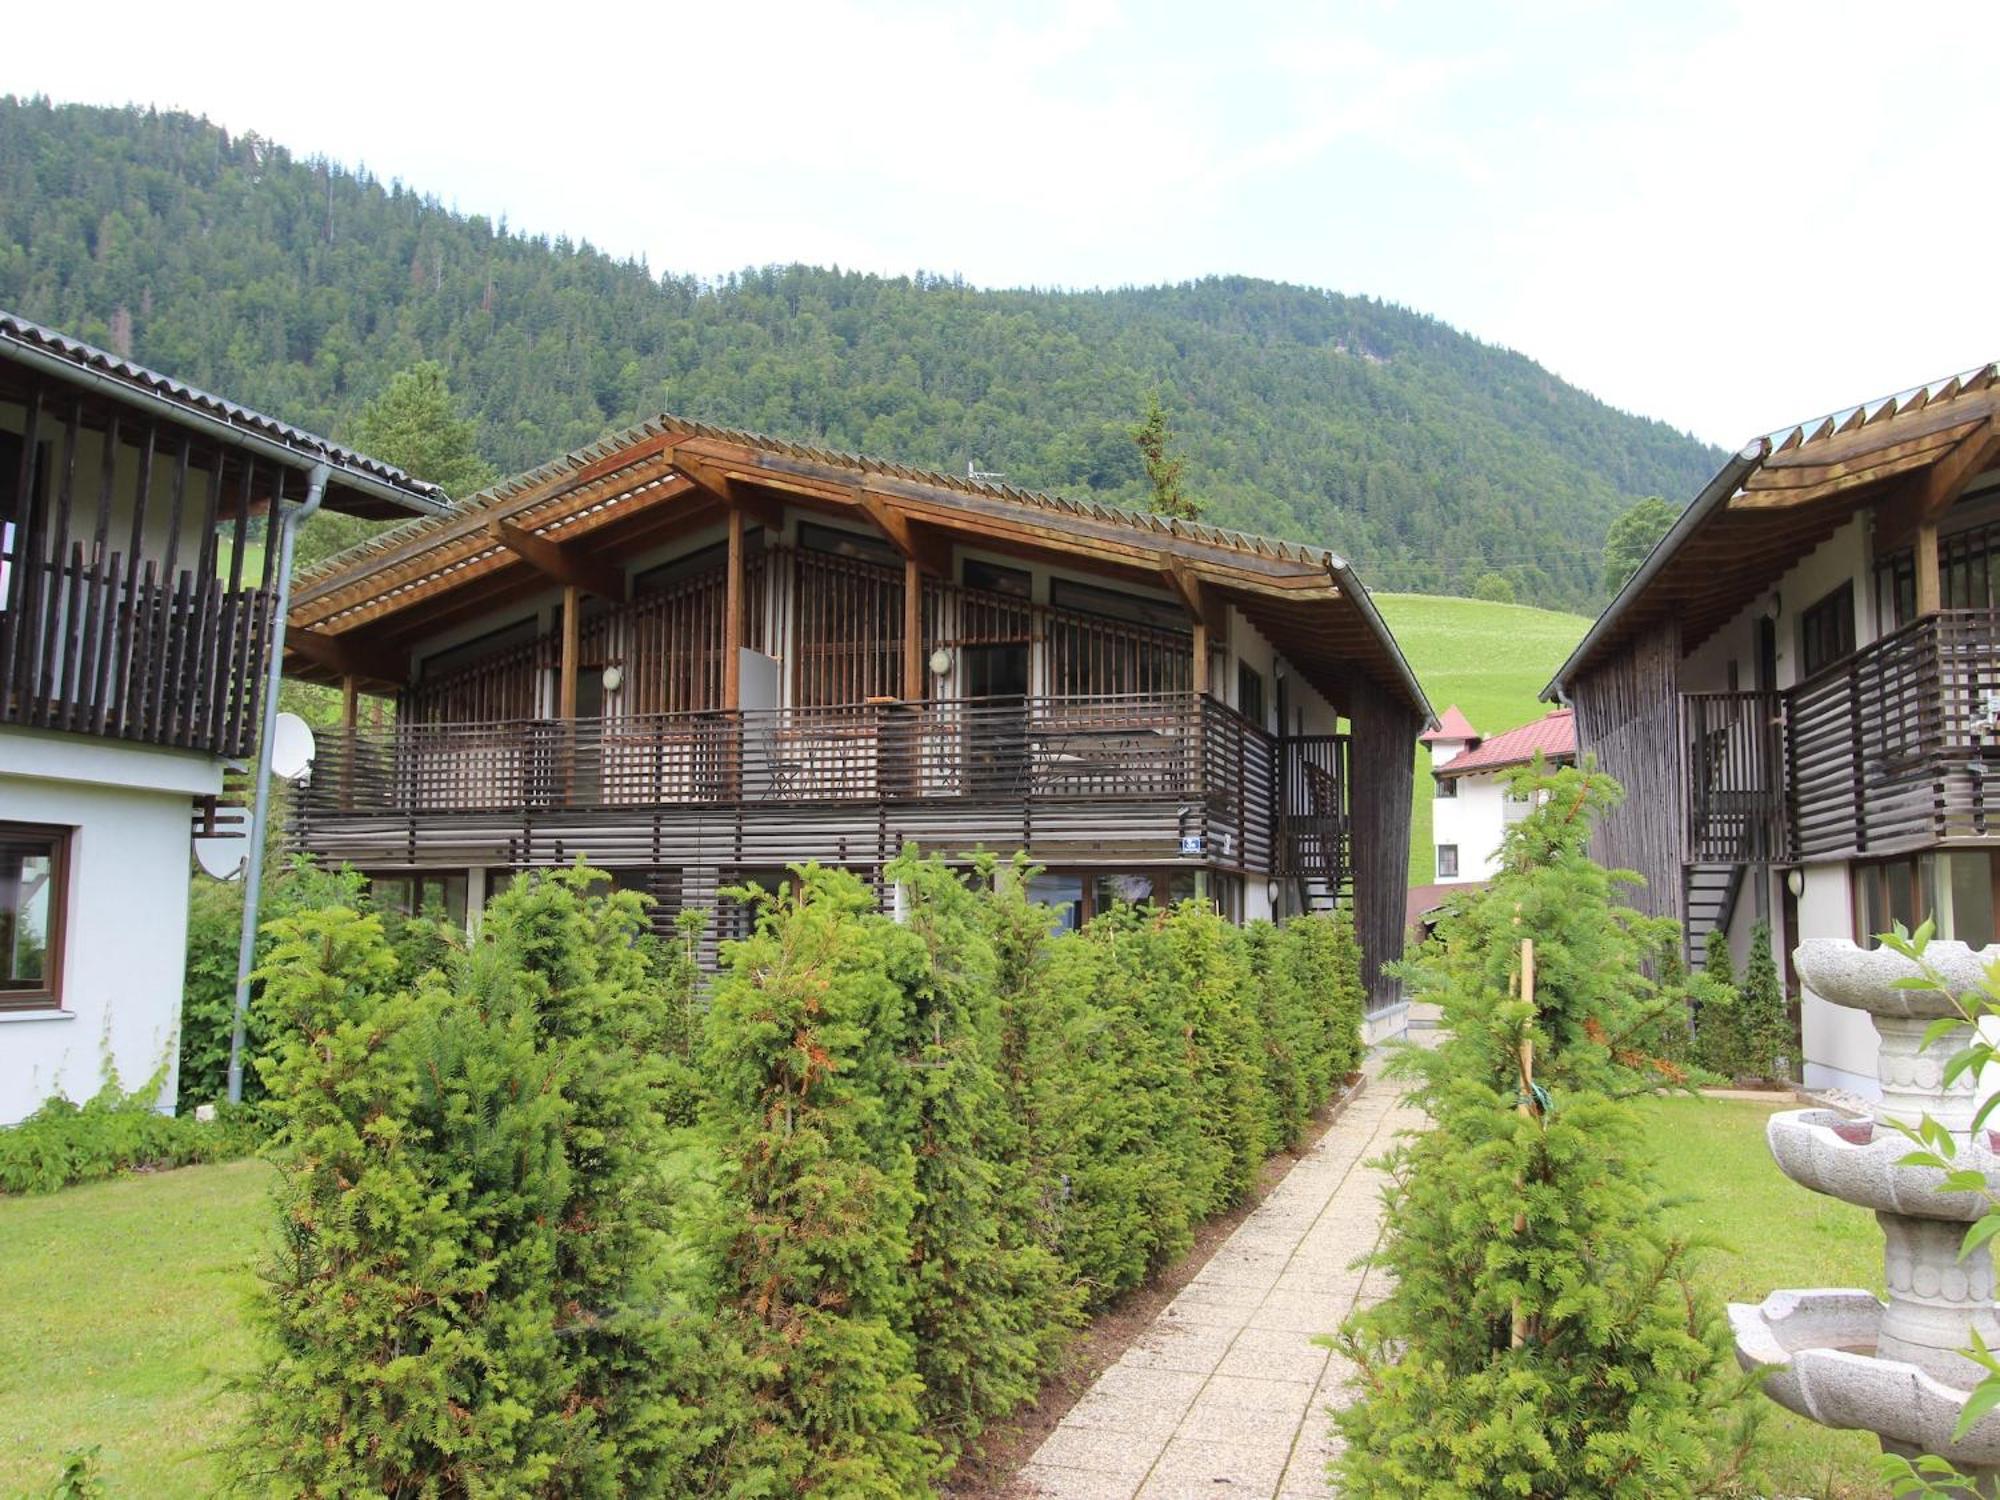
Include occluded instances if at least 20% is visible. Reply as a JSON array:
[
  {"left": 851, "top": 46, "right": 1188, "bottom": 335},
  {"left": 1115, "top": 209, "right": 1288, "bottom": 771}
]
[
  {"left": 962, "top": 558, "right": 1031, "bottom": 598},
  {"left": 1236, "top": 663, "right": 1266, "bottom": 726},
  {"left": 1797, "top": 582, "right": 1856, "bottom": 679},
  {"left": 1854, "top": 851, "right": 2000, "bottom": 949},
  {"left": 1436, "top": 844, "right": 1459, "bottom": 879},
  {"left": 366, "top": 871, "right": 469, "bottom": 928},
  {"left": 1434, "top": 774, "right": 1458, "bottom": 799},
  {"left": 799, "top": 520, "right": 899, "bottom": 567},
  {"left": 0, "top": 824, "right": 68, "bottom": 1011},
  {"left": 1049, "top": 577, "right": 1188, "bottom": 633}
]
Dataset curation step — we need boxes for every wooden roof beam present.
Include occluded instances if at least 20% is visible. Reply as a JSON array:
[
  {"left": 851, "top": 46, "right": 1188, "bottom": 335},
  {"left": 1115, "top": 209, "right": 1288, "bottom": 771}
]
[
  {"left": 855, "top": 489, "right": 952, "bottom": 574},
  {"left": 1162, "top": 561, "right": 1226, "bottom": 636},
  {"left": 1874, "top": 418, "right": 2000, "bottom": 551},
  {"left": 486, "top": 519, "right": 629, "bottom": 601},
  {"left": 288, "top": 627, "right": 410, "bottom": 687}
]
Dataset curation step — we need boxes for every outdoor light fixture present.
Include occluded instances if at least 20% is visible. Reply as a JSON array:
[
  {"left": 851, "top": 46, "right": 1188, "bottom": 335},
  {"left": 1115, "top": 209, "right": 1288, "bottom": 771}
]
[
  {"left": 1786, "top": 868, "right": 1804, "bottom": 898},
  {"left": 928, "top": 647, "right": 954, "bottom": 677},
  {"left": 602, "top": 665, "right": 624, "bottom": 693}
]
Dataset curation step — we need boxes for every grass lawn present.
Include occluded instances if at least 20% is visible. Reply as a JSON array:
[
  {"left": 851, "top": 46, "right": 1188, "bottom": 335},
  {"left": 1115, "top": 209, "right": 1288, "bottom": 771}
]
[
  {"left": 1373, "top": 593, "right": 1592, "bottom": 885},
  {"left": 1635, "top": 1093, "right": 1887, "bottom": 1498},
  {"left": 0, "top": 1158, "right": 269, "bottom": 1498}
]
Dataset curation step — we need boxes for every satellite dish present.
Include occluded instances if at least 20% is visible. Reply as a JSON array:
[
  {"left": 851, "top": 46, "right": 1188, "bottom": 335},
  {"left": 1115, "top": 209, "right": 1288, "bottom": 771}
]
[
  {"left": 194, "top": 834, "right": 246, "bottom": 881},
  {"left": 270, "top": 712, "right": 317, "bottom": 782}
]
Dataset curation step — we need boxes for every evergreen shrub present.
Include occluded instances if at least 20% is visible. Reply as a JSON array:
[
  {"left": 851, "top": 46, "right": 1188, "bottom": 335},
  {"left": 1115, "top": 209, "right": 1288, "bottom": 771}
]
[{"left": 1334, "top": 767, "right": 1758, "bottom": 1499}]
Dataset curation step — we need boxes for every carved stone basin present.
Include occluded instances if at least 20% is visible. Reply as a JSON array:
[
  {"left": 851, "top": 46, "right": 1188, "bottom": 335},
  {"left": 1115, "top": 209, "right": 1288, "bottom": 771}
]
[
  {"left": 1795, "top": 939, "right": 1996, "bottom": 1020},
  {"left": 1732, "top": 1289, "right": 2000, "bottom": 1480},
  {"left": 1768, "top": 1109, "right": 1998, "bottom": 1220}
]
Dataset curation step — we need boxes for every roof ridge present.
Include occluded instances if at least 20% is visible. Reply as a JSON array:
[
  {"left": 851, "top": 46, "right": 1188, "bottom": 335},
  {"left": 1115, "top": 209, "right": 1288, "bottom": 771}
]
[{"left": 296, "top": 407, "right": 1350, "bottom": 588}]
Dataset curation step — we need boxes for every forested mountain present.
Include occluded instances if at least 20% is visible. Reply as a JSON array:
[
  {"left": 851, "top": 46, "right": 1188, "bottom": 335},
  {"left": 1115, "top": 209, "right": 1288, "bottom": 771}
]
[{"left": 0, "top": 97, "right": 1722, "bottom": 609}]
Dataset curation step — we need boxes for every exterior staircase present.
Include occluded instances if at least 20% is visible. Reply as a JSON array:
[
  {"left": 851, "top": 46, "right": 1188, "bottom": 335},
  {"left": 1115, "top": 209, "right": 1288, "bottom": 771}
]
[{"left": 1682, "top": 862, "right": 1746, "bottom": 965}]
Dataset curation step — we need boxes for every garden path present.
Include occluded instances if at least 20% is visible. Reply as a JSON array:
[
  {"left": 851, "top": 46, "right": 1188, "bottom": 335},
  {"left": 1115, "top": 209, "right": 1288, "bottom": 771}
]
[{"left": 1012, "top": 1048, "right": 1423, "bottom": 1499}]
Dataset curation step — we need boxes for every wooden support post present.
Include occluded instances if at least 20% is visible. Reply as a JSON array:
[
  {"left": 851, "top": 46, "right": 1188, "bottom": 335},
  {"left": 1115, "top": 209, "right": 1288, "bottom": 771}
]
[
  {"left": 1511, "top": 936, "right": 1538, "bottom": 1350},
  {"left": 340, "top": 675, "right": 358, "bottom": 813},
  {"left": 1192, "top": 619, "right": 1210, "bottom": 696},
  {"left": 1917, "top": 520, "right": 1942, "bottom": 616},
  {"left": 724, "top": 506, "right": 745, "bottom": 711},
  {"left": 559, "top": 583, "right": 580, "bottom": 720},
  {"left": 903, "top": 555, "right": 923, "bottom": 701}
]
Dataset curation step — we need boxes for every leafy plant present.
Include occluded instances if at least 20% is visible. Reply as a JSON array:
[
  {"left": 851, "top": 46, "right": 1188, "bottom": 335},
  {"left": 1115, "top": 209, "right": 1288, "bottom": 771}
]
[{"left": 0, "top": 1072, "right": 254, "bottom": 1194}]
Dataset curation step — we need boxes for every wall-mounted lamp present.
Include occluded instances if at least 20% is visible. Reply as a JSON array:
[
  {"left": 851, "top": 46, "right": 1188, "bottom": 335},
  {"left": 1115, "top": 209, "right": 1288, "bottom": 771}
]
[
  {"left": 1266, "top": 879, "right": 1282, "bottom": 904},
  {"left": 928, "top": 648, "right": 954, "bottom": 677},
  {"left": 1764, "top": 592, "right": 1783, "bottom": 621},
  {"left": 601, "top": 665, "right": 624, "bottom": 693},
  {"left": 1785, "top": 868, "right": 1804, "bottom": 898}
]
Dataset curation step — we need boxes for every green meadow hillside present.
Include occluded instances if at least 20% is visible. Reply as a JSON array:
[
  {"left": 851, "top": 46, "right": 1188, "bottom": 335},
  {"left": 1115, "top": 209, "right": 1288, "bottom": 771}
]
[{"left": 1374, "top": 593, "right": 1591, "bottom": 885}]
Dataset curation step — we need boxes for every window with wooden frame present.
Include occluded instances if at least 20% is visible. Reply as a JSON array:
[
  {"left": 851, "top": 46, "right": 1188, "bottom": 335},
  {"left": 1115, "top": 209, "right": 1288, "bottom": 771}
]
[
  {"left": 1433, "top": 773, "right": 1458, "bottom": 798},
  {"left": 1236, "top": 662, "right": 1266, "bottom": 727},
  {"left": 1854, "top": 851, "right": 2000, "bottom": 950},
  {"left": 1797, "top": 581, "right": 1856, "bottom": 680},
  {"left": 0, "top": 823, "right": 69, "bottom": 1011},
  {"left": 1436, "top": 844, "right": 1459, "bottom": 879}
]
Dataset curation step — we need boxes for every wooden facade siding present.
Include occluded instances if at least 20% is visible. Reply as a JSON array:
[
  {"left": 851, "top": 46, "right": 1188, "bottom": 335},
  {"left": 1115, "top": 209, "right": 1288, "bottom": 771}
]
[
  {"left": 1571, "top": 623, "right": 1682, "bottom": 919},
  {"left": 1, "top": 373, "right": 283, "bottom": 758},
  {"left": 1344, "top": 674, "right": 1420, "bottom": 1011}
]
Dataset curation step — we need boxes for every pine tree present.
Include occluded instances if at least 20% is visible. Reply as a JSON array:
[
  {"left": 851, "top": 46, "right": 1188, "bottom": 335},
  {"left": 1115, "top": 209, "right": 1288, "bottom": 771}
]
[
  {"left": 1333, "top": 766, "right": 1755, "bottom": 1498},
  {"left": 348, "top": 361, "right": 498, "bottom": 498},
  {"left": 1131, "top": 388, "right": 1201, "bottom": 521}
]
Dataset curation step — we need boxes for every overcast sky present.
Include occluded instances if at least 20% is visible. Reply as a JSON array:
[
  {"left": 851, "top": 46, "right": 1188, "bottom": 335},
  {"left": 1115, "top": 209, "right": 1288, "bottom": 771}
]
[{"left": 9, "top": 0, "right": 1996, "bottom": 446}]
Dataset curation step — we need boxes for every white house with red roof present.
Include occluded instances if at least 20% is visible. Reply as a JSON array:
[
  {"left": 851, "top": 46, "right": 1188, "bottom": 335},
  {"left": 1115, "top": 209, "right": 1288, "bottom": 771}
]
[{"left": 1423, "top": 705, "right": 1576, "bottom": 882}]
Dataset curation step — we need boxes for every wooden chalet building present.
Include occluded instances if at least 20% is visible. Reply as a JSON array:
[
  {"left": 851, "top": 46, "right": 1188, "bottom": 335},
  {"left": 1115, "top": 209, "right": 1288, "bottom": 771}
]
[
  {"left": 285, "top": 418, "right": 1432, "bottom": 1026},
  {"left": 0, "top": 312, "right": 445, "bottom": 1122},
  {"left": 1547, "top": 363, "right": 2000, "bottom": 1094}
]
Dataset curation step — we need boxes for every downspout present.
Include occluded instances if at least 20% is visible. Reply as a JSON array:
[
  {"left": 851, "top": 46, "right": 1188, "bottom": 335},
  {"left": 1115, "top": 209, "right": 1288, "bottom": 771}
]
[{"left": 225, "top": 462, "right": 328, "bottom": 1104}]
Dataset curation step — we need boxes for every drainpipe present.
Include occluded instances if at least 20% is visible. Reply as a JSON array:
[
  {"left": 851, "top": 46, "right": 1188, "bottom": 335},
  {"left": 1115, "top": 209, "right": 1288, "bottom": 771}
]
[{"left": 225, "top": 462, "right": 329, "bottom": 1105}]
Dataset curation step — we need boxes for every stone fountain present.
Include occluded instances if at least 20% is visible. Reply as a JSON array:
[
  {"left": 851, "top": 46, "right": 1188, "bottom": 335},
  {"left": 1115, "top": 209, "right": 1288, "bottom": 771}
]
[{"left": 1731, "top": 940, "right": 2000, "bottom": 1492}]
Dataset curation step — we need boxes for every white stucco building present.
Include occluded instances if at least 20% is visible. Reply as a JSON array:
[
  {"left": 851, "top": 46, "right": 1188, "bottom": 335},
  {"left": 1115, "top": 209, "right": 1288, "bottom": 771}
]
[
  {"left": 1423, "top": 704, "right": 1576, "bottom": 884},
  {"left": 0, "top": 312, "right": 443, "bottom": 1124}
]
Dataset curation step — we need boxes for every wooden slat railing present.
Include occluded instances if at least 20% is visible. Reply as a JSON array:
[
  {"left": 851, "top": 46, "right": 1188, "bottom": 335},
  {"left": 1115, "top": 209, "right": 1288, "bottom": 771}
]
[
  {"left": 0, "top": 553, "right": 274, "bottom": 758},
  {"left": 1681, "top": 690, "right": 1788, "bottom": 862},
  {"left": 1280, "top": 733, "right": 1349, "bottom": 886},
  {"left": 1680, "top": 610, "right": 2000, "bottom": 864},
  {"left": 300, "top": 691, "right": 1215, "bottom": 816}
]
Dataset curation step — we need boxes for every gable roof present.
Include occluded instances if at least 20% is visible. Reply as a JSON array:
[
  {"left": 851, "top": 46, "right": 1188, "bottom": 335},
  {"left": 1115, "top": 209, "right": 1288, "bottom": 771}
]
[
  {"left": 287, "top": 411, "right": 1433, "bottom": 721},
  {"left": 1419, "top": 704, "right": 1478, "bottom": 744},
  {"left": 1435, "top": 707, "right": 1575, "bottom": 779},
  {"left": 1548, "top": 362, "right": 2000, "bottom": 695},
  {"left": 0, "top": 309, "right": 449, "bottom": 518}
]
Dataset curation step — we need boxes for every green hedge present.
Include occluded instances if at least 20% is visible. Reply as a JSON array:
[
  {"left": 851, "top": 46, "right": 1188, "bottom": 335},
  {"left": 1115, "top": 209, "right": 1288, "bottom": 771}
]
[
  {"left": 0, "top": 1077, "right": 258, "bottom": 1194},
  {"left": 232, "top": 853, "right": 1365, "bottom": 1496}
]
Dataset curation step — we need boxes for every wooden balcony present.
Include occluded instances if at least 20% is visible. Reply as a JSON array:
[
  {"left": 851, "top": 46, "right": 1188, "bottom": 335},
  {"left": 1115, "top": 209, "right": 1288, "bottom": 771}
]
[
  {"left": 1, "top": 553, "right": 274, "bottom": 757},
  {"left": 293, "top": 691, "right": 1349, "bottom": 883},
  {"left": 1682, "top": 610, "right": 2000, "bottom": 865}
]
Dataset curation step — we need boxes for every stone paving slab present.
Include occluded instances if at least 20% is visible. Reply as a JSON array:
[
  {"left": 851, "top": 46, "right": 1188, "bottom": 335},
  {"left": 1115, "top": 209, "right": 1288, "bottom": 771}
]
[{"left": 1016, "top": 1057, "right": 1424, "bottom": 1499}]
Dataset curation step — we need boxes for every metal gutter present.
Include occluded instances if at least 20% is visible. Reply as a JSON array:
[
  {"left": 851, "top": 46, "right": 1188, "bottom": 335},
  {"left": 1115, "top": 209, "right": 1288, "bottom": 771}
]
[
  {"left": 1327, "top": 552, "right": 1436, "bottom": 727},
  {"left": 1541, "top": 438, "right": 1771, "bottom": 702},
  {"left": 226, "top": 463, "right": 329, "bottom": 1104},
  {"left": 0, "top": 327, "right": 450, "bottom": 516}
]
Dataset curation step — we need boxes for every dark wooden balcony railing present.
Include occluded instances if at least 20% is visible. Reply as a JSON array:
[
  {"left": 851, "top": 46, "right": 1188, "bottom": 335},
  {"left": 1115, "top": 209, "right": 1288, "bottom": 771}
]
[
  {"left": 1680, "top": 610, "right": 2000, "bottom": 865},
  {"left": 296, "top": 692, "right": 1346, "bottom": 882},
  {"left": 0, "top": 553, "right": 274, "bottom": 757},
  {"left": 1681, "top": 690, "right": 1787, "bottom": 863},
  {"left": 1787, "top": 608, "right": 2000, "bottom": 859},
  {"left": 302, "top": 693, "right": 1221, "bottom": 815}
]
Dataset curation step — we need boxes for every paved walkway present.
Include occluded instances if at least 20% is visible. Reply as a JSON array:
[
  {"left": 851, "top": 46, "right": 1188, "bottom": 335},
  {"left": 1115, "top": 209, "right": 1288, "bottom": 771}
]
[{"left": 1014, "top": 1058, "right": 1423, "bottom": 1499}]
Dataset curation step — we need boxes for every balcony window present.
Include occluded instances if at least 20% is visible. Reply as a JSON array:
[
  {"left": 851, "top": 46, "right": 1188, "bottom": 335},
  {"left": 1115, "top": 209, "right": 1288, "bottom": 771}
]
[
  {"left": 1434, "top": 774, "right": 1457, "bottom": 798},
  {"left": 1798, "top": 582, "right": 1855, "bottom": 679},
  {"left": 1237, "top": 663, "right": 1266, "bottom": 727},
  {"left": 366, "top": 871, "right": 469, "bottom": 928},
  {"left": 0, "top": 824, "right": 68, "bottom": 1012},
  {"left": 1437, "top": 844, "right": 1459, "bottom": 879}
]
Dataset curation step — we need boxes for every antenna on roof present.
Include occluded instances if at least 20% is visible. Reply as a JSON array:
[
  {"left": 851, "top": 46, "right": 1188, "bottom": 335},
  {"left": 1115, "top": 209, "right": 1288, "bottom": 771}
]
[{"left": 967, "top": 460, "right": 1005, "bottom": 483}]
